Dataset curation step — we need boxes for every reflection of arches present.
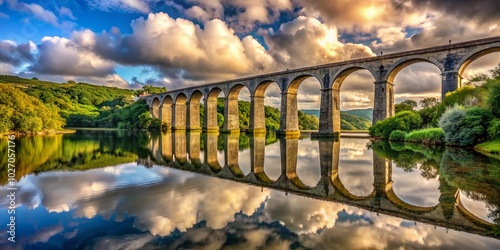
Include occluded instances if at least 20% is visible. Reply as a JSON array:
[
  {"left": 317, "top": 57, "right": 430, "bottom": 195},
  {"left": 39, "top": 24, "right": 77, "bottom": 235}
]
[
  {"left": 187, "top": 132, "right": 203, "bottom": 168},
  {"left": 204, "top": 132, "right": 222, "bottom": 173},
  {"left": 332, "top": 176, "right": 375, "bottom": 201},
  {"left": 151, "top": 97, "right": 160, "bottom": 119},
  {"left": 455, "top": 191, "right": 495, "bottom": 228},
  {"left": 188, "top": 91, "right": 203, "bottom": 130},
  {"left": 204, "top": 88, "right": 223, "bottom": 131},
  {"left": 161, "top": 131, "right": 173, "bottom": 163},
  {"left": 161, "top": 96, "right": 173, "bottom": 126},
  {"left": 223, "top": 133, "right": 244, "bottom": 177},
  {"left": 250, "top": 132, "right": 275, "bottom": 184},
  {"left": 457, "top": 46, "right": 500, "bottom": 76},
  {"left": 173, "top": 93, "right": 187, "bottom": 129},
  {"left": 173, "top": 131, "right": 187, "bottom": 165},
  {"left": 386, "top": 57, "right": 443, "bottom": 83},
  {"left": 385, "top": 188, "right": 439, "bottom": 213}
]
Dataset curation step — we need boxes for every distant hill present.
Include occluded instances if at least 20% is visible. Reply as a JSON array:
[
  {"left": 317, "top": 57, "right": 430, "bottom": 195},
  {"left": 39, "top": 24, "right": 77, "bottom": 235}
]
[
  {"left": 301, "top": 109, "right": 372, "bottom": 130},
  {"left": 343, "top": 108, "right": 373, "bottom": 121}
]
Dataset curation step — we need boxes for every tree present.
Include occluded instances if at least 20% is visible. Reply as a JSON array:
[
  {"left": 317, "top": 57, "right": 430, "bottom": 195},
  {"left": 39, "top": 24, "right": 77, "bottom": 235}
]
[
  {"left": 419, "top": 97, "right": 439, "bottom": 109},
  {"left": 490, "top": 63, "right": 500, "bottom": 80}
]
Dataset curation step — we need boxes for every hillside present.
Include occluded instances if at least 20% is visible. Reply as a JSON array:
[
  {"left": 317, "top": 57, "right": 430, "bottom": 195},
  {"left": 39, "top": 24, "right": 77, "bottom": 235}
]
[
  {"left": 301, "top": 109, "right": 372, "bottom": 130},
  {"left": 343, "top": 108, "right": 373, "bottom": 121}
]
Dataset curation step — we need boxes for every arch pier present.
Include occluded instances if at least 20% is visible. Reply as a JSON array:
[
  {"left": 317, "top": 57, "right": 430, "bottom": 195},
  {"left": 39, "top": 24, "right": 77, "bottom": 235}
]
[{"left": 144, "top": 37, "right": 500, "bottom": 137}]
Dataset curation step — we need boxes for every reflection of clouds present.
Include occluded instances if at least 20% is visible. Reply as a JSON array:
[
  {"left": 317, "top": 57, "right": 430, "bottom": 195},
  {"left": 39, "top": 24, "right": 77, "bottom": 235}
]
[
  {"left": 392, "top": 163, "right": 441, "bottom": 207},
  {"left": 296, "top": 140, "right": 321, "bottom": 187},
  {"left": 20, "top": 164, "right": 270, "bottom": 236},
  {"left": 338, "top": 138, "right": 374, "bottom": 196},
  {"left": 263, "top": 191, "right": 341, "bottom": 234},
  {"left": 298, "top": 210, "right": 500, "bottom": 250}
]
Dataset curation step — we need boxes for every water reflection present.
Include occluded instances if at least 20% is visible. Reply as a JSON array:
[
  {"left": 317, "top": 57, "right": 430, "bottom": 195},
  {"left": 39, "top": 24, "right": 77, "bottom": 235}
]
[{"left": 1, "top": 130, "right": 500, "bottom": 249}]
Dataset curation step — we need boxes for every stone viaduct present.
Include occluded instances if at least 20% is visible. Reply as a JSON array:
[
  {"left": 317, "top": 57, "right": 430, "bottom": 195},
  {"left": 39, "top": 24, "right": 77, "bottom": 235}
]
[
  {"left": 144, "top": 36, "right": 500, "bottom": 137},
  {"left": 140, "top": 131, "right": 497, "bottom": 239}
]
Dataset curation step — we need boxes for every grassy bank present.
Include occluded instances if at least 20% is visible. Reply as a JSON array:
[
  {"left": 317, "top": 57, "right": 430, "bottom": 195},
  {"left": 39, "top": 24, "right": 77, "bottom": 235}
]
[{"left": 475, "top": 139, "right": 500, "bottom": 159}]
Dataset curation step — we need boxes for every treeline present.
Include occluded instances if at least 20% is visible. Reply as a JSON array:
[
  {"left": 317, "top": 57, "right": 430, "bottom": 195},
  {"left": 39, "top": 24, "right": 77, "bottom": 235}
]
[{"left": 370, "top": 63, "right": 500, "bottom": 153}]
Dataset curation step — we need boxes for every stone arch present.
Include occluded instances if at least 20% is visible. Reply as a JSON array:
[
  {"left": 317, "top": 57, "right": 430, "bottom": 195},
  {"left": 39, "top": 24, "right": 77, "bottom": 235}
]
[
  {"left": 250, "top": 80, "right": 279, "bottom": 132},
  {"left": 457, "top": 45, "right": 500, "bottom": 76},
  {"left": 286, "top": 74, "right": 322, "bottom": 94},
  {"left": 225, "top": 84, "right": 250, "bottom": 132},
  {"left": 187, "top": 90, "right": 204, "bottom": 130},
  {"left": 386, "top": 56, "right": 443, "bottom": 83},
  {"left": 332, "top": 66, "right": 375, "bottom": 90},
  {"left": 172, "top": 93, "right": 187, "bottom": 130},
  {"left": 161, "top": 95, "right": 173, "bottom": 126},
  {"left": 204, "top": 87, "right": 224, "bottom": 131},
  {"left": 151, "top": 97, "right": 161, "bottom": 119}
]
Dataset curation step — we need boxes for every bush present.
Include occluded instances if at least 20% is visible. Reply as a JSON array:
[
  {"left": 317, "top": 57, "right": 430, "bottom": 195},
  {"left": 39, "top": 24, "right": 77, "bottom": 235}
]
[
  {"left": 488, "top": 119, "right": 500, "bottom": 140},
  {"left": 389, "top": 130, "right": 406, "bottom": 142},
  {"left": 487, "top": 80, "right": 500, "bottom": 117},
  {"left": 369, "top": 111, "right": 422, "bottom": 140},
  {"left": 439, "top": 105, "right": 492, "bottom": 146},
  {"left": 405, "top": 128, "right": 445, "bottom": 145}
]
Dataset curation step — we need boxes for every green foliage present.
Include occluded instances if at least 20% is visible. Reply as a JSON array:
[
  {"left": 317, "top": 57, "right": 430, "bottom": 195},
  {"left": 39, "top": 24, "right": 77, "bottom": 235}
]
[
  {"left": 487, "top": 79, "right": 500, "bottom": 117},
  {"left": 475, "top": 139, "right": 500, "bottom": 156},
  {"left": 138, "top": 85, "right": 167, "bottom": 95},
  {"left": 389, "top": 130, "right": 406, "bottom": 142},
  {"left": 395, "top": 99, "right": 417, "bottom": 114},
  {"left": 433, "top": 86, "right": 486, "bottom": 124},
  {"left": 439, "top": 105, "right": 492, "bottom": 146},
  {"left": 298, "top": 110, "right": 319, "bottom": 130},
  {"left": 405, "top": 128, "right": 445, "bottom": 145},
  {"left": 369, "top": 111, "right": 422, "bottom": 140},
  {"left": 488, "top": 119, "right": 500, "bottom": 140},
  {"left": 419, "top": 97, "right": 440, "bottom": 109},
  {"left": 0, "top": 84, "right": 65, "bottom": 133}
]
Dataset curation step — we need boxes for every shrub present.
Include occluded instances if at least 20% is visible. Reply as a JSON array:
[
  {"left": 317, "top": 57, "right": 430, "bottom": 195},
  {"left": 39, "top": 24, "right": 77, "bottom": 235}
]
[
  {"left": 488, "top": 119, "right": 500, "bottom": 140},
  {"left": 369, "top": 111, "right": 422, "bottom": 140},
  {"left": 439, "top": 105, "right": 492, "bottom": 146},
  {"left": 389, "top": 130, "right": 406, "bottom": 142},
  {"left": 487, "top": 80, "right": 500, "bottom": 117},
  {"left": 405, "top": 128, "right": 445, "bottom": 145}
]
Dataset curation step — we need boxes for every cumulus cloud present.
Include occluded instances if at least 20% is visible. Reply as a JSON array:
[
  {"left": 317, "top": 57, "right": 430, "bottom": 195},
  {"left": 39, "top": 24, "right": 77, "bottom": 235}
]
[
  {"left": 185, "top": 0, "right": 294, "bottom": 32},
  {"left": 263, "top": 16, "right": 374, "bottom": 68},
  {"left": 68, "top": 13, "right": 373, "bottom": 89},
  {"left": 297, "top": 0, "right": 429, "bottom": 33},
  {"left": 0, "top": 40, "right": 35, "bottom": 66},
  {"left": 30, "top": 35, "right": 116, "bottom": 78}
]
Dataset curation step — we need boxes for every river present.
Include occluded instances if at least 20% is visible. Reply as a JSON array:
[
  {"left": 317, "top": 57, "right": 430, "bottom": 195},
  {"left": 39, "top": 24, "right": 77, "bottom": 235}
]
[{"left": 1, "top": 129, "right": 500, "bottom": 249}]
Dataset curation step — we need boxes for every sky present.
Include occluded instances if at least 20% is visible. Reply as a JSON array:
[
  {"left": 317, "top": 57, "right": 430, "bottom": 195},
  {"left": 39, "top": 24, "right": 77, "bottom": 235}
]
[{"left": 1, "top": 0, "right": 500, "bottom": 110}]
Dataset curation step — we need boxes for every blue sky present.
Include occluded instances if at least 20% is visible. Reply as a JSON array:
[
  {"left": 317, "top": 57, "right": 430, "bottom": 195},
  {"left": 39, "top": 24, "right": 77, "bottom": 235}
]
[{"left": 1, "top": 0, "right": 500, "bottom": 109}]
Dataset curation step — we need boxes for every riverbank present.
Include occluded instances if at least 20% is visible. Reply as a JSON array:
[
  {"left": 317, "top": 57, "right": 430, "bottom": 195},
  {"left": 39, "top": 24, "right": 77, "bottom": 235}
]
[
  {"left": 475, "top": 139, "right": 500, "bottom": 160},
  {"left": 1, "top": 129, "right": 76, "bottom": 137}
]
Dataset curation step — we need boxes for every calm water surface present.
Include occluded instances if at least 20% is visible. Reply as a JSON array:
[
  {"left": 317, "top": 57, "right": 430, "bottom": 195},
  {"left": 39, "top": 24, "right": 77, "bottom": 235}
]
[{"left": 1, "top": 130, "right": 500, "bottom": 249}]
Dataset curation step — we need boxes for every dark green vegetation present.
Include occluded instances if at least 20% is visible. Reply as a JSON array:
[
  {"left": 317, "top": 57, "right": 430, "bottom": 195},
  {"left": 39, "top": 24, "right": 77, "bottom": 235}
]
[
  {"left": 301, "top": 109, "right": 372, "bottom": 130},
  {"left": 371, "top": 63, "right": 500, "bottom": 154},
  {"left": 0, "top": 84, "right": 65, "bottom": 133},
  {"left": 0, "top": 75, "right": 167, "bottom": 133}
]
